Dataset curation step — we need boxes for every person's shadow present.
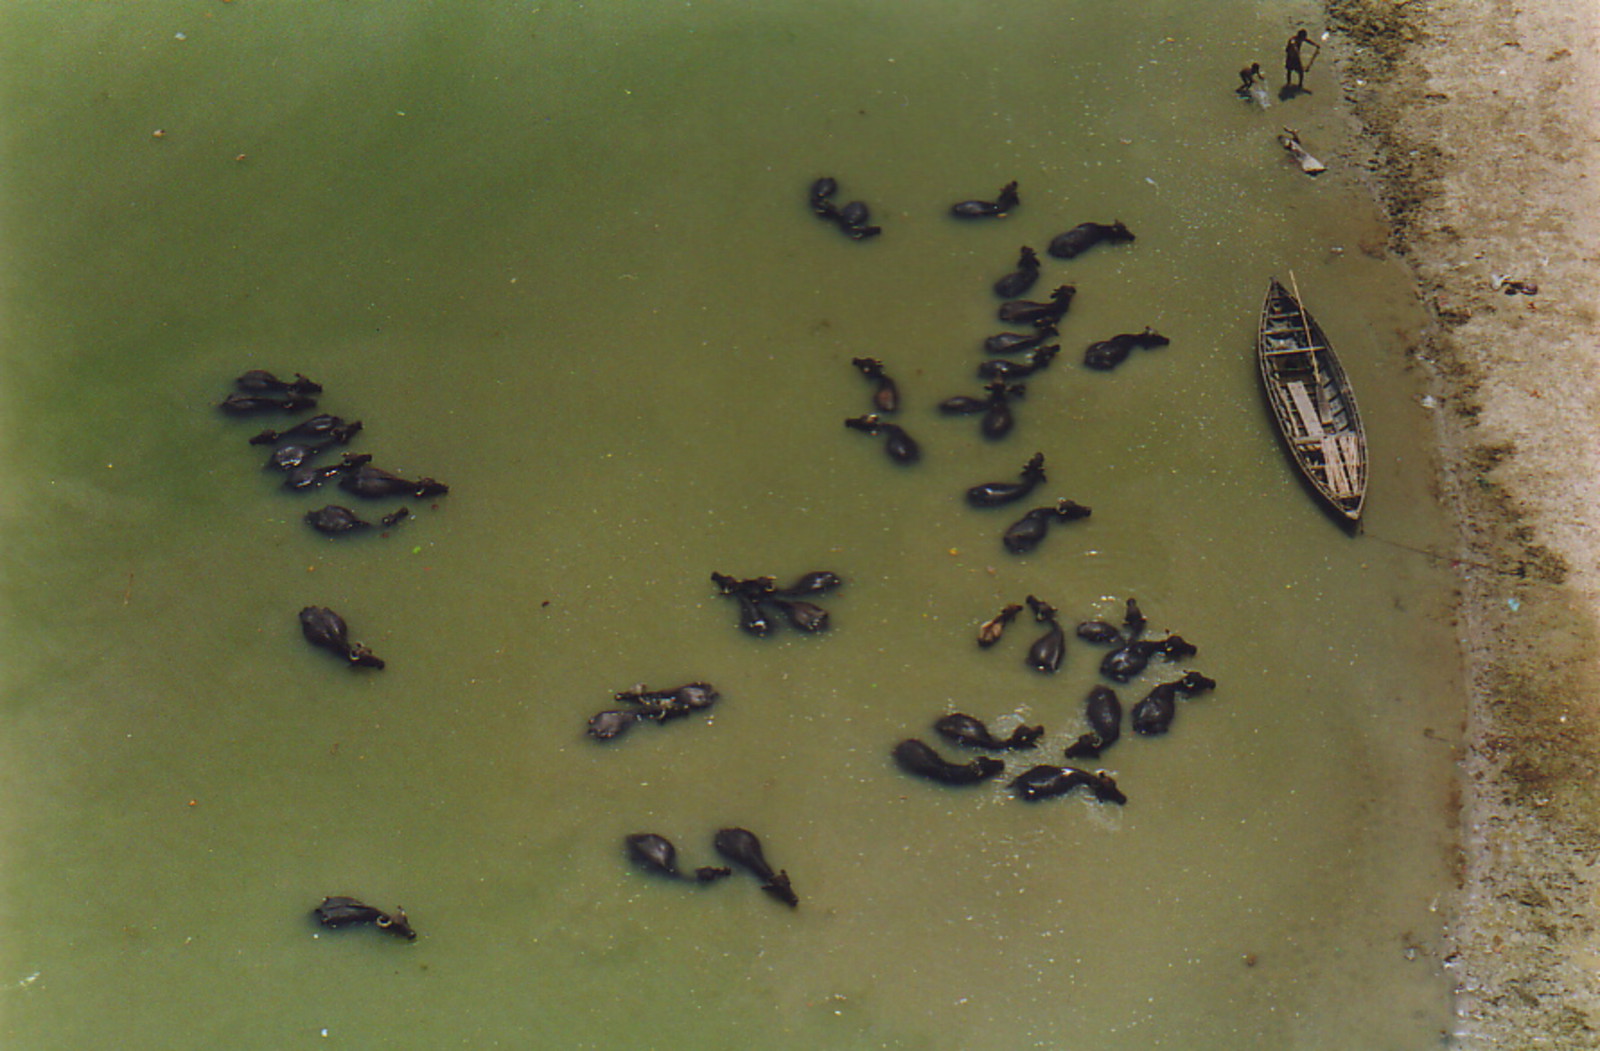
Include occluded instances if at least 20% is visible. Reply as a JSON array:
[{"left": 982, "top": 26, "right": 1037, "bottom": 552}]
[{"left": 1279, "top": 84, "right": 1310, "bottom": 101}]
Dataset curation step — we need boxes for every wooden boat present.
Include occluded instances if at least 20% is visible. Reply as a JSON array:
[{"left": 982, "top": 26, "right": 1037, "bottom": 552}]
[{"left": 1258, "top": 275, "right": 1367, "bottom": 523}]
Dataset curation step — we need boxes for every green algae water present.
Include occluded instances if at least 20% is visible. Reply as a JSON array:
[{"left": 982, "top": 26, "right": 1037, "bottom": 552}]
[{"left": 0, "top": 2, "right": 1461, "bottom": 1048}]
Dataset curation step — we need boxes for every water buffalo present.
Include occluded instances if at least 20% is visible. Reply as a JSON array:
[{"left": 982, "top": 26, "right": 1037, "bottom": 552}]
[
  {"left": 844, "top": 414, "right": 921, "bottom": 465},
  {"left": 993, "top": 246, "right": 1041, "bottom": 299},
  {"left": 1024, "top": 595, "right": 1066, "bottom": 673},
  {"left": 976, "top": 602, "right": 1024, "bottom": 648},
  {"left": 892, "top": 738, "right": 1005, "bottom": 785},
  {"left": 934, "top": 713, "right": 1044, "bottom": 750},
  {"left": 1002, "top": 498, "right": 1092, "bottom": 554},
  {"left": 984, "top": 323, "right": 1057, "bottom": 356},
  {"left": 978, "top": 343, "right": 1059, "bottom": 381},
  {"left": 1046, "top": 220, "right": 1135, "bottom": 259},
  {"left": 625, "top": 833, "right": 732, "bottom": 883},
  {"left": 1083, "top": 328, "right": 1170, "bottom": 371},
  {"left": 851, "top": 357, "right": 900, "bottom": 413},
  {"left": 998, "top": 285, "right": 1076, "bottom": 327},
  {"left": 951, "top": 180, "right": 1019, "bottom": 218},
  {"left": 1063, "top": 685, "right": 1123, "bottom": 759},
  {"left": 313, "top": 897, "right": 415, "bottom": 940},
  {"left": 298, "top": 606, "right": 385, "bottom": 669},
  {"left": 1010, "top": 765, "right": 1127, "bottom": 804},
  {"left": 714, "top": 827, "right": 798, "bottom": 907},
  {"left": 966, "top": 452, "right": 1047, "bottom": 507}
]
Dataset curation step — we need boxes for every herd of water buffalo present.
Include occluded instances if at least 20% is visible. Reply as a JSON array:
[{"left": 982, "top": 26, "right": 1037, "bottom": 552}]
[
  {"left": 231, "top": 176, "right": 1214, "bottom": 939},
  {"left": 835, "top": 177, "right": 1217, "bottom": 803}
]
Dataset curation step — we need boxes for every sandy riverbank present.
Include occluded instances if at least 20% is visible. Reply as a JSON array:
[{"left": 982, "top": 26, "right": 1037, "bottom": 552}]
[{"left": 1325, "top": 0, "right": 1600, "bottom": 1044}]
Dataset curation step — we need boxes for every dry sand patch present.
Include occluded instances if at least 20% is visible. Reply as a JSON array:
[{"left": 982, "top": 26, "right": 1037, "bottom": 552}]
[{"left": 1327, "top": 0, "right": 1600, "bottom": 1043}]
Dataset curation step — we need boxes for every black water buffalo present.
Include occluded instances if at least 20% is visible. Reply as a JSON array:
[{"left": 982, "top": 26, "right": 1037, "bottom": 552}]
[
  {"left": 625, "top": 833, "right": 732, "bottom": 883},
  {"left": 1063, "top": 685, "right": 1123, "bottom": 759},
  {"left": 298, "top": 606, "right": 385, "bottom": 669},
  {"left": 714, "top": 827, "right": 798, "bottom": 907},
  {"left": 851, "top": 357, "right": 900, "bottom": 413},
  {"left": 998, "top": 284, "right": 1076, "bottom": 327},
  {"left": 1083, "top": 328, "right": 1170, "bottom": 370},
  {"left": 934, "top": 713, "right": 1044, "bottom": 750},
  {"left": 1002, "top": 499, "right": 1092, "bottom": 554},
  {"left": 892, "top": 738, "right": 1006, "bottom": 785},
  {"left": 312, "top": 897, "right": 415, "bottom": 940},
  {"left": 951, "top": 180, "right": 1019, "bottom": 218},
  {"left": 1046, "top": 220, "right": 1135, "bottom": 259},
  {"left": 1010, "top": 765, "right": 1127, "bottom": 804},
  {"left": 844, "top": 414, "right": 921, "bottom": 464},
  {"left": 966, "top": 452, "right": 1047, "bottom": 507},
  {"left": 993, "top": 246, "right": 1041, "bottom": 299}
]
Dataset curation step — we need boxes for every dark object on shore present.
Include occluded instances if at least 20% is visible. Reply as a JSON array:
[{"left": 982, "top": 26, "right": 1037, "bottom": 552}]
[
  {"left": 1063, "top": 685, "right": 1123, "bottom": 759},
  {"left": 966, "top": 452, "right": 1046, "bottom": 507},
  {"left": 298, "top": 605, "right": 385, "bottom": 669},
  {"left": 219, "top": 391, "right": 318, "bottom": 415},
  {"left": 1047, "top": 221, "right": 1135, "bottom": 259},
  {"left": 993, "top": 246, "right": 1041, "bottom": 299},
  {"left": 978, "top": 344, "right": 1059, "bottom": 381},
  {"left": 1258, "top": 275, "right": 1367, "bottom": 523},
  {"left": 249, "top": 414, "right": 358, "bottom": 446},
  {"left": 809, "top": 176, "right": 881, "bottom": 240},
  {"left": 283, "top": 452, "right": 372, "bottom": 492},
  {"left": 1083, "top": 328, "right": 1171, "bottom": 371},
  {"left": 1023, "top": 594, "right": 1065, "bottom": 673},
  {"left": 934, "top": 713, "right": 1043, "bottom": 751},
  {"left": 1130, "top": 671, "right": 1218, "bottom": 735},
  {"left": 951, "top": 180, "right": 1019, "bottom": 218},
  {"left": 844, "top": 414, "right": 920, "bottom": 464},
  {"left": 625, "top": 833, "right": 733, "bottom": 883},
  {"left": 984, "top": 324, "right": 1056, "bottom": 356},
  {"left": 306, "top": 505, "right": 372, "bottom": 535},
  {"left": 976, "top": 602, "right": 1024, "bottom": 648},
  {"left": 313, "top": 897, "right": 415, "bottom": 940},
  {"left": 892, "top": 738, "right": 1005, "bottom": 785},
  {"left": 851, "top": 357, "right": 900, "bottom": 413},
  {"left": 1002, "top": 498, "right": 1092, "bottom": 554},
  {"left": 714, "top": 827, "right": 798, "bottom": 907},
  {"left": 998, "top": 285, "right": 1076, "bottom": 327},
  {"left": 1010, "top": 765, "right": 1127, "bottom": 804},
  {"left": 236, "top": 370, "right": 323, "bottom": 396},
  {"left": 339, "top": 464, "right": 449, "bottom": 499}
]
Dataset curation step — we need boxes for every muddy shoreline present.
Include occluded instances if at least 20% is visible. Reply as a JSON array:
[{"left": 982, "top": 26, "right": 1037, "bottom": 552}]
[{"left": 1326, "top": 0, "right": 1600, "bottom": 1044}]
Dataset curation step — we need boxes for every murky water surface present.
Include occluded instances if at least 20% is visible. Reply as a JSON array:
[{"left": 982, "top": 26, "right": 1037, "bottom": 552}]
[{"left": 0, "top": 2, "right": 1461, "bottom": 1048}]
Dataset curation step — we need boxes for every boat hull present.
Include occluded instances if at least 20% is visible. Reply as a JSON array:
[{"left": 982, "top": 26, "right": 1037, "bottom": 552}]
[{"left": 1257, "top": 277, "right": 1367, "bottom": 523}]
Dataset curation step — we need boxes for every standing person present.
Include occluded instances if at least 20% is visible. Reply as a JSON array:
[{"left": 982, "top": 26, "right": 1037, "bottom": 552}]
[{"left": 1284, "top": 29, "right": 1321, "bottom": 90}]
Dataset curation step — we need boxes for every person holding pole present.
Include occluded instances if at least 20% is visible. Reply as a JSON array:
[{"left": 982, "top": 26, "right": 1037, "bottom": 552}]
[{"left": 1284, "top": 29, "right": 1321, "bottom": 90}]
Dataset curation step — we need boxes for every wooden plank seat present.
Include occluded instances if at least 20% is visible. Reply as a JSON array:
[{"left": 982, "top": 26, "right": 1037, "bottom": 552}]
[
  {"left": 1286, "top": 381, "right": 1325, "bottom": 439},
  {"left": 1322, "top": 435, "right": 1357, "bottom": 497}
]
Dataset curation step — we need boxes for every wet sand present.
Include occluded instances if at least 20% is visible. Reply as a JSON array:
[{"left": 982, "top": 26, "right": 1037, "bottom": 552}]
[{"left": 1327, "top": 0, "right": 1600, "bottom": 1044}]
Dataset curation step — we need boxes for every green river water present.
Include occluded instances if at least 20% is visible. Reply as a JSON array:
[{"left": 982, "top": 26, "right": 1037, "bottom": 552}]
[{"left": 0, "top": 2, "right": 1462, "bottom": 1048}]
